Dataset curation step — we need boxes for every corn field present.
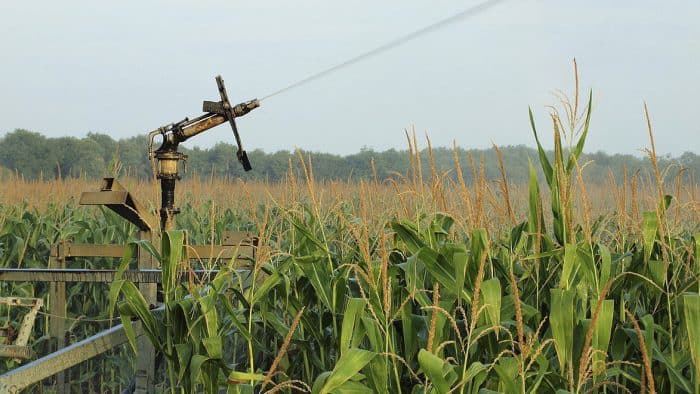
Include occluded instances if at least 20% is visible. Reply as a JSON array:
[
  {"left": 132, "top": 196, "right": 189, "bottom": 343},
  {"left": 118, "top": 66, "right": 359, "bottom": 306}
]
[{"left": 2, "top": 87, "right": 700, "bottom": 393}]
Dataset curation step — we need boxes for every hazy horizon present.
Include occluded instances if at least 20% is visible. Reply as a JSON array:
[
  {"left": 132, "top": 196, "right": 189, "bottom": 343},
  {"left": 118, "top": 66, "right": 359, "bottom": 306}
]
[{"left": 1, "top": 1, "right": 698, "bottom": 156}]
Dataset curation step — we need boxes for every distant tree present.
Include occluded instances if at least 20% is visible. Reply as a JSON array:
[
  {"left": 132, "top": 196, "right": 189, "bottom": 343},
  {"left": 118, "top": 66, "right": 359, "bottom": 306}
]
[
  {"left": 0, "top": 129, "right": 56, "bottom": 178},
  {"left": 86, "top": 132, "right": 118, "bottom": 166},
  {"left": 0, "top": 129, "right": 698, "bottom": 184}
]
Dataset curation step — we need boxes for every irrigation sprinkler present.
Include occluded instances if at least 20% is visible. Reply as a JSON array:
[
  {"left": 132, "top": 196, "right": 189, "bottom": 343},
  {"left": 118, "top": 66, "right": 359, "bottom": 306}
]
[
  {"left": 1, "top": 76, "right": 259, "bottom": 392},
  {"left": 148, "top": 75, "right": 259, "bottom": 232}
]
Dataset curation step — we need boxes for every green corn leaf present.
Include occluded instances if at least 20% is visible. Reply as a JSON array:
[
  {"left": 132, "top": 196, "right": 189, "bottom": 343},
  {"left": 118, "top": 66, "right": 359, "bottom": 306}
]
[
  {"left": 133, "top": 238, "right": 161, "bottom": 262},
  {"left": 576, "top": 245, "right": 598, "bottom": 291},
  {"left": 227, "top": 370, "right": 265, "bottom": 383},
  {"left": 528, "top": 355, "right": 549, "bottom": 394},
  {"left": 287, "top": 212, "right": 329, "bottom": 253},
  {"left": 418, "top": 349, "right": 457, "bottom": 393},
  {"left": 429, "top": 213, "right": 455, "bottom": 246},
  {"left": 264, "top": 312, "right": 304, "bottom": 344},
  {"left": 683, "top": 293, "right": 700, "bottom": 386},
  {"left": 312, "top": 348, "right": 375, "bottom": 394},
  {"left": 249, "top": 270, "right": 282, "bottom": 305},
  {"left": 391, "top": 220, "right": 427, "bottom": 255},
  {"left": 493, "top": 357, "right": 520, "bottom": 394},
  {"left": 189, "top": 354, "right": 217, "bottom": 392},
  {"left": 453, "top": 249, "right": 468, "bottom": 306},
  {"left": 640, "top": 314, "right": 655, "bottom": 367},
  {"left": 694, "top": 234, "right": 700, "bottom": 290},
  {"left": 162, "top": 230, "right": 186, "bottom": 300},
  {"left": 360, "top": 317, "right": 384, "bottom": 355},
  {"left": 329, "top": 380, "right": 373, "bottom": 393},
  {"left": 551, "top": 288, "right": 575, "bottom": 372},
  {"left": 416, "top": 246, "right": 471, "bottom": 303},
  {"left": 116, "top": 281, "right": 161, "bottom": 352},
  {"left": 566, "top": 90, "right": 592, "bottom": 173},
  {"left": 648, "top": 260, "right": 667, "bottom": 287},
  {"left": 470, "top": 228, "right": 489, "bottom": 268},
  {"left": 199, "top": 293, "right": 219, "bottom": 338},
  {"left": 169, "top": 298, "right": 196, "bottom": 344},
  {"left": 591, "top": 299, "right": 614, "bottom": 380},
  {"left": 175, "top": 343, "right": 193, "bottom": 382},
  {"left": 108, "top": 242, "right": 137, "bottom": 321},
  {"left": 560, "top": 244, "right": 578, "bottom": 290},
  {"left": 527, "top": 157, "right": 547, "bottom": 237},
  {"left": 401, "top": 300, "right": 419, "bottom": 364},
  {"left": 460, "top": 361, "right": 486, "bottom": 385},
  {"left": 365, "top": 355, "right": 389, "bottom": 393},
  {"left": 216, "top": 293, "right": 252, "bottom": 342},
  {"left": 642, "top": 211, "right": 658, "bottom": 263},
  {"left": 202, "top": 335, "right": 223, "bottom": 360},
  {"left": 550, "top": 169, "right": 565, "bottom": 245},
  {"left": 340, "top": 298, "right": 366, "bottom": 355},
  {"left": 553, "top": 117, "right": 565, "bottom": 177},
  {"left": 529, "top": 107, "right": 553, "bottom": 185},
  {"left": 652, "top": 345, "right": 694, "bottom": 393},
  {"left": 599, "top": 244, "right": 611, "bottom": 290},
  {"left": 481, "top": 278, "right": 501, "bottom": 336}
]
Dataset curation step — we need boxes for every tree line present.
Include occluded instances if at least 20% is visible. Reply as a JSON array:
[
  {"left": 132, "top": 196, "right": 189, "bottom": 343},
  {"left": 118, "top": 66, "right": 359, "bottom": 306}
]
[{"left": 1, "top": 129, "right": 697, "bottom": 184}]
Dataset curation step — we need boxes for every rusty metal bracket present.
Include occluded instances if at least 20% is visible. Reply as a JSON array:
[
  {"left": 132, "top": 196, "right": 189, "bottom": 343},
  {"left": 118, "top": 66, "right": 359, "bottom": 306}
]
[
  {"left": 79, "top": 178, "right": 154, "bottom": 232},
  {"left": 0, "top": 297, "right": 43, "bottom": 360}
]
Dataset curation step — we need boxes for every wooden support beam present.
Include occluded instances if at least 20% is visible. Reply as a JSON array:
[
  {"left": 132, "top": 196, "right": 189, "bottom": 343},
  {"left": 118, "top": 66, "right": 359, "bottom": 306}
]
[
  {"left": 48, "top": 242, "right": 254, "bottom": 260},
  {"left": 0, "top": 268, "right": 254, "bottom": 283},
  {"left": 48, "top": 252, "right": 67, "bottom": 393},
  {"left": 135, "top": 229, "right": 155, "bottom": 394}
]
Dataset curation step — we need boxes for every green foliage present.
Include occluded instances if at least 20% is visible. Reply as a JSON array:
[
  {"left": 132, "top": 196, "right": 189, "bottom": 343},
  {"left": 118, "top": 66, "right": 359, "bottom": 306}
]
[{"left": 2, "top": 128, "right": 699, "bottom": 184}]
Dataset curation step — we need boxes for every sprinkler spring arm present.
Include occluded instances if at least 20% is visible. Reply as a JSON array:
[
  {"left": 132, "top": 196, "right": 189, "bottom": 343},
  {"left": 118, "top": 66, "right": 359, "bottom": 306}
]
[{"left": 148, "top": 75, "right": 259, "bottom": 231}]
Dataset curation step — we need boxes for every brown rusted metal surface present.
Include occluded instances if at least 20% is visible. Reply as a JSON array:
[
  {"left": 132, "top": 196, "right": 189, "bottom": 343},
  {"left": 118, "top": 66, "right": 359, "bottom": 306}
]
[
  {"left": 79, "top": 190, "right": 128, "bottom": 205},
  {"left": 79, "top": 178, "right": 154, "bottom": 231},
  {"left": 0, "top": 298, "right": 42, "bottom": 349},
  {"left": 147, "top": 75, "right": 259, "bottom": 231},
  {"left": 179, "top": 114, "right": 227, "bottom": 139},
  {"left": 0, "top": 345, "right": 33, "bottom": 360},
  {"left": 0, "top": 298, "right": 42, "bottom": 361}
]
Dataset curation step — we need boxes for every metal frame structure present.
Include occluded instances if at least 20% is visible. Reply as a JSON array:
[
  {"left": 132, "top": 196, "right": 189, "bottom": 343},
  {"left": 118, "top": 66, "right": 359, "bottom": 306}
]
[
  {"left": 1, "top": 76, "right": 259, "bottom": 393},
  {"left": 0, "top": 297, "right": 42, "bottom": 361},
  {"left": 0, "top": 177, "right": 256, "bottom": 393}
]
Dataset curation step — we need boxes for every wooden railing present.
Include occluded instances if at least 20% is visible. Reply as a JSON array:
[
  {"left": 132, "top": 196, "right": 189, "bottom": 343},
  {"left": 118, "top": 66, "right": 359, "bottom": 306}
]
[{"left": 0, "top": 233, "right": 255, "bottom": 393}]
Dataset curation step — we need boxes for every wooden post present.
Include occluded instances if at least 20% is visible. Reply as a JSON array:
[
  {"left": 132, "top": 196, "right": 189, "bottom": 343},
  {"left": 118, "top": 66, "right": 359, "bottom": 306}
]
[
  {"left": 48, "top": 242, "right": 68, "bottom": 393},
  {"left": 134, "top": 230, "right": 156, "bottom": 394}
]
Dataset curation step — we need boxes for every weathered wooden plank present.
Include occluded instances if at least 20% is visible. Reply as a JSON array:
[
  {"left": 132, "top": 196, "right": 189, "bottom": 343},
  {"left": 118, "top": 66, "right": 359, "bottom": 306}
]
[
  {"left": 49, "top": 242, "right": 254, "bottom": 260},
  {"left": 0, "top": 268, "right": 254, "bottom": 283},
  {"left": 0, "top": 345, "right": 32, "bottom": 360},
  {"left": 48, "top": 254, "right": 67, "bottom": 393},
  {"left": 189, "top": 244, "right": 255, "bottom": 260},
  {"left": 135, "top": 229, "right": 156, "bottom": 394},
  {"left": 63, "top": 244, "right": 127, "bottom": 258}
]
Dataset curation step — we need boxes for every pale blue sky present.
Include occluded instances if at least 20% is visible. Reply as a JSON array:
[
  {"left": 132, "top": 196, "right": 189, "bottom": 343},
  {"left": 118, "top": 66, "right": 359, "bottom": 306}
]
[{"left": 1, "top": 1, "right": 698, "bottom": 155}]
